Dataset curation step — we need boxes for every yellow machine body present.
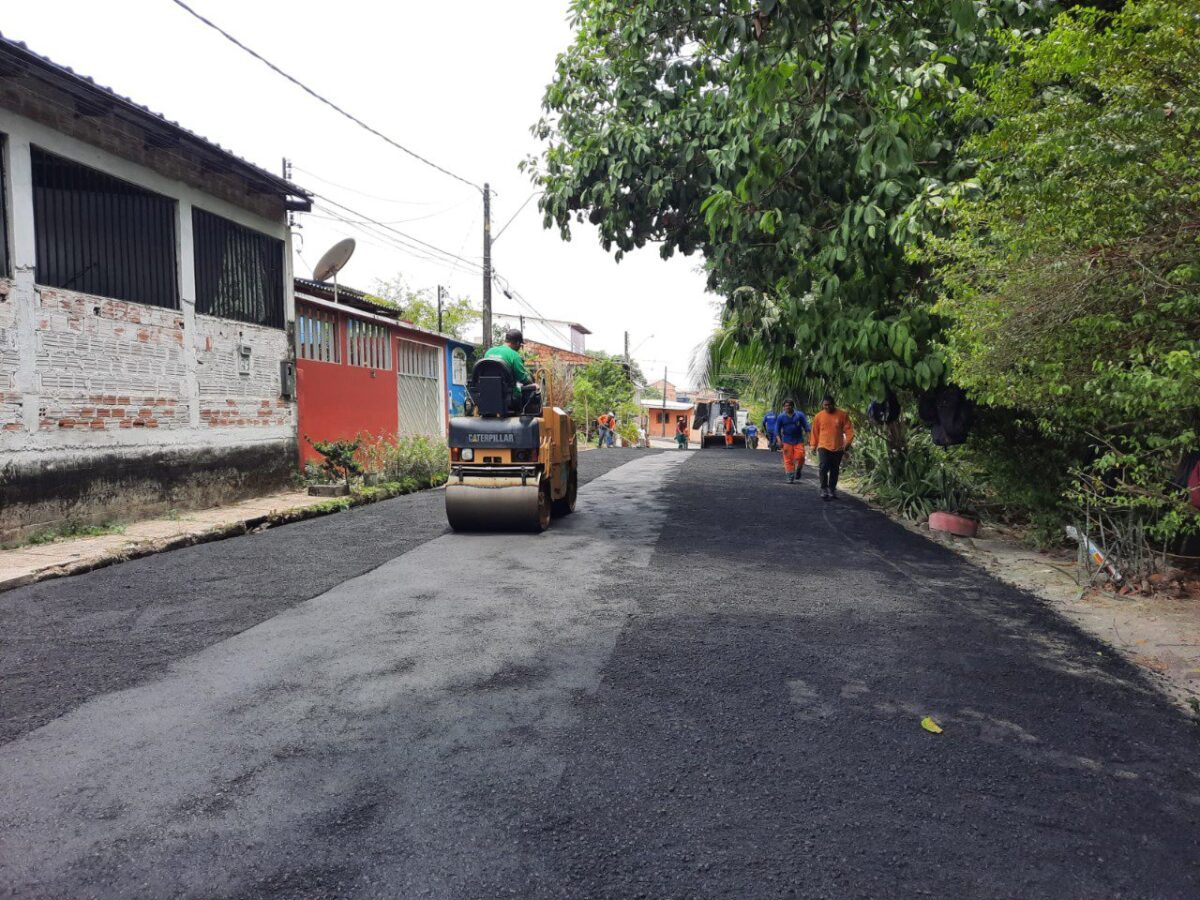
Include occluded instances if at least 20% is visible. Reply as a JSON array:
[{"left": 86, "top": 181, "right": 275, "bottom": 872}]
[{"left": 445, "top": 405, "right": 578, "bottom": 532}]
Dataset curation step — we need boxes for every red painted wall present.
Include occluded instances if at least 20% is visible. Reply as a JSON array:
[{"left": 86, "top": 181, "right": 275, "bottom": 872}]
[
  {"left": 297, "top": 358, "right": 397, "bottom": 466},
  {"left": 296, "top": 300, "right": 399, "bottom": 467}
]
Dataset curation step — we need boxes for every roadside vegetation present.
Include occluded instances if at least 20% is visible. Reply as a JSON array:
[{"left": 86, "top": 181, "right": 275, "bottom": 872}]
[
  {"left": 529, "top": 0, "right": 1200, "bottom": 577},
  {"left": 303, "top": 433, "right": 450, "bottom": 496}
]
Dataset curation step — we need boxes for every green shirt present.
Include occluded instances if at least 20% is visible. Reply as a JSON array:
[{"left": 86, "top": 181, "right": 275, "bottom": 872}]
[{"left": 483, "top": 344, "right": 531, "bottom": 395}]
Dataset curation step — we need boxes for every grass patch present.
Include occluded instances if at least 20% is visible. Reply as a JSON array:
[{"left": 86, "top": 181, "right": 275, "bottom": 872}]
[{"left": 24, "top": 521, "right": 126, "bottom": 546}]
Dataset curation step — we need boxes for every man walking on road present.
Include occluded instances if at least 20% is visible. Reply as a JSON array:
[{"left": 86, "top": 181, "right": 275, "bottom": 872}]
[
  {"left": 776, "top": 400, "right": 809, "bottom": 483},
  {"left": 809, "top": 394, "right": 854, "bottom": 501},
  {"left": 596, "top": 414, "right": 609, "bottom": 448}
]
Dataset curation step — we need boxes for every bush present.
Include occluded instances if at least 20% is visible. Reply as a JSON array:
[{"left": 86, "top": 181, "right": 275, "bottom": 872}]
[
  {"left": 307, "top": 437, "right": 363, "bottom": 487},
  {"left": 850, "top": 427, "right": 977, "bottom": 523},
  {"left": 357, "top": 433, "right": 449, "bottom": 489}
]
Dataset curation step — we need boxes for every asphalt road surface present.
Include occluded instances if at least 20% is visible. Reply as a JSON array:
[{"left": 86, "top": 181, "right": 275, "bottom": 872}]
[{"left": 2, "top": 448, "right": 1199, "bottom": 898}]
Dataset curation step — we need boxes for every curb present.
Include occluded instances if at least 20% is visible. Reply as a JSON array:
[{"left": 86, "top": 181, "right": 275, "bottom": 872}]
[{"left": 0, "top": 481, "right": 438, "bottom": 594}]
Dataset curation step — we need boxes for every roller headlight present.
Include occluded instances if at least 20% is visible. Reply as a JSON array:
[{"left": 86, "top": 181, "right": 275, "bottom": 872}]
[{"left": 461, "top": 448, "right": 474, "bottom": 461}]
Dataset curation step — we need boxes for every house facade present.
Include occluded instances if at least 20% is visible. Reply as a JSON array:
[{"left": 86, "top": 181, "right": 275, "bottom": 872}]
[
  {"left": 640, "top": 398, "right": 698, "bottom": 440},
  {"left": 0, "top": 38, "right": 310, "bottom": 542},
  {"left": 293, "top": 279, "right": 449, "bottom": 466}
]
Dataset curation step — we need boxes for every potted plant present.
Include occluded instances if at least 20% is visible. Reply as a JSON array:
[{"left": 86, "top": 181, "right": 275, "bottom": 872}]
[
  {"left": 926, "top": 466, "right": 980, "bottom": 538},
  {"left": 306, "top": 437, "right": 362, "bottom": 497}
]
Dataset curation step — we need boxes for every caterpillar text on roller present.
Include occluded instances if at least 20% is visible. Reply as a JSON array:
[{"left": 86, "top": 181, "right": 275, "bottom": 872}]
[{"left": 445, "top": 355, "right": 578, "bottom": 532}]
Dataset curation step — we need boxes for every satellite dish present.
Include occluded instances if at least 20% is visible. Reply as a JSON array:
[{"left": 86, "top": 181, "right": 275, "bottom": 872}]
[{"left": 313, "top": 238, "right": 355, "bottom": 283}]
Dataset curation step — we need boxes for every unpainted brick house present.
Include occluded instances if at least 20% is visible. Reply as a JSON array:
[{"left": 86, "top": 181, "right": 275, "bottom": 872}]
[{"left": 0, "top": 37, "right": 311, "bottom": 542}]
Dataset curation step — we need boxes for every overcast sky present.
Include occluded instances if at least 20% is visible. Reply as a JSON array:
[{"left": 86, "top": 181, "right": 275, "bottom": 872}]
[{"left": 5, "top": 0, "right": 717, "bottom": 387}]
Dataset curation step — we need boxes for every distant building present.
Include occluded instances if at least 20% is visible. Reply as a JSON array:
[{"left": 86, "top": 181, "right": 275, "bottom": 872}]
[
  {"left": 0, "top": 36, "right": 311, "bottom": 542},
  {"left": 648, "top": 379, "right": 677, "bottom": 402},
  {"left": 639, "top": 398, "right": 698, "bottom": 441},
  {"left": 523, "top": 338, "right": 592, "bottom": 370}
]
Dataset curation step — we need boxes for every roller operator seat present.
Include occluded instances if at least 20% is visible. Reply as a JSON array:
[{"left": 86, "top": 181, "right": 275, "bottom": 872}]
[{"left": 467, "top": 358, "right": 541, "bottom": 417}]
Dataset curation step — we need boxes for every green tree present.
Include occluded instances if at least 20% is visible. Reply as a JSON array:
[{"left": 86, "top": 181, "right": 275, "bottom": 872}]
[
  {"left": 372, "top": 275, "right": 478, "bottom": 339},
  {"left": 932, "top": 0, "right": 1200, "bottom": 539},
  {"left": 571, "top": 356, "right": 640, "bottom": 441},
  {"left": 529, "top": 0, "right": 1054, "bottom": 406}
]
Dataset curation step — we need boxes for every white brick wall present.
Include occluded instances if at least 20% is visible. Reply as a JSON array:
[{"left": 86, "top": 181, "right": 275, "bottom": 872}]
[
  {"left": 195, "top": 315, "right": 292, "bottom": 431},
  {"left": 0, "top": 279, "right": 20, "bottom": 432}
]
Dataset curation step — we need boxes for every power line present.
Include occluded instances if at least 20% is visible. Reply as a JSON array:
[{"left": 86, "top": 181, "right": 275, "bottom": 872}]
[
  {"left": 291, "top": 166, "right": 448, "bottom": 206},
  {"left": 169, "top": 0, "right": 483, "bottom": 192},
  {"left": 310, "top": 193, "right": 484, "bottom": 273},
  {"left": 311, "top": 208, "right": 483, "bottom": 278}
]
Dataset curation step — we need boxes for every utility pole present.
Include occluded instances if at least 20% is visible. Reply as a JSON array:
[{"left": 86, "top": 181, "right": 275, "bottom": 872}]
[
  {"left": 482, "top": 183, "right": 492, "bottom": 349},
  {"left": 662, "top": 364, "right": 668, "bottom": 440},
  {"left": 436, "top": 285, "right": 444, "bottom": 333},
  {"left": 519, "top": 314, "right": 526, "bottom": 335},
  {"left": 624, "top": 331, "right": 630, "bottom": 364}
]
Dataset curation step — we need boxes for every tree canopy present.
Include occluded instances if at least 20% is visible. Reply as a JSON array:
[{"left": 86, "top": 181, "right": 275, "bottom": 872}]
[
  {"left": 530, "top": 0, "right": 1055, "bottom": 403},
  {"left": 372, "top": 275, "right": 478, "bottom": 339}
]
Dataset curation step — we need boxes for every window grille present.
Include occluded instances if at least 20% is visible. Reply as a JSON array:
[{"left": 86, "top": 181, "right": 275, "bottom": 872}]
[
  {"left": 451, "top": 348, "right": 468, "bottom": 386},
  {"left": 193, "top": 207, "right": 284, "bottom": 328},
  {"left": 31, "top": 147, "right": 178, "bottom": 308},
  {"left": 398, "top": 339, "right": 439, "bottom": 379},
  {"left": 296, "top": 307, "right": 339, "bottom": 362},
  {"left": 347, "top": 318, "right": 390, "bottom": 369}
]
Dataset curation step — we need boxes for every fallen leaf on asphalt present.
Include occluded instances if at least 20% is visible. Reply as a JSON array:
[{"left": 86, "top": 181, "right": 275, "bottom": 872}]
[{"left": 921, "top": 716, "right": 943, "bottom": 734}]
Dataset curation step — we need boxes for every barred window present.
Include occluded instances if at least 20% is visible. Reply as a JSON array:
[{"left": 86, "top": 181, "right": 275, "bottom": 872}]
[
  {"left": 451, "top": 347, "right": 468, "bottom": 386},
  {"left": 398, "top": 339, "right": 439, "bottom": 379},
  {"left": 31, "top": 148, "right": 178, "bottom": 307},
  {"left": 193, "top": 207, "right": 284, "bottom": 328},
  {"left": 296, "top": 307, "right": 339, "bottom": 362},
  {"left": 347, "top": 319, "right": 390, "bottom": 369}
]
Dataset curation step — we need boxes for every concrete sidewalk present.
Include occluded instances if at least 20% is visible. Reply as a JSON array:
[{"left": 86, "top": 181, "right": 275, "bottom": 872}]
[{"left": 0, "top": 490, "right": 331, "bottom": 592}]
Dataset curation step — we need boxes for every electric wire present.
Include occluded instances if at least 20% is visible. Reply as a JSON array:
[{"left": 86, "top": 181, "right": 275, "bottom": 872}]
[
  {"left": 291, "top": 166, "right": 448, "bottom": 206},
  {"left": 309, "top": 193, "right": 485, "bottom": 274},
  {"left": 168, "top": 0, "right": 483, "bottom": 192}
]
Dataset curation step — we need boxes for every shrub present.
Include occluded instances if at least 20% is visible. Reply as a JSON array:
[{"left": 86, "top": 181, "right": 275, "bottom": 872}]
[
  {"left": 357, "top": 433, "right": 449, "bottom": 489},
  {"left": 851, "top": 427, "right": 977, "bottom": 523},
  {"left": 307, "top": 437, "right": 363, "bottom": 487}
]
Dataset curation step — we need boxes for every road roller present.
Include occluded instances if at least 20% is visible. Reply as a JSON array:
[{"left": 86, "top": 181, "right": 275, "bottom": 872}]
[{"left": 445, "top": 356, "right": 578, "bottom": 532}]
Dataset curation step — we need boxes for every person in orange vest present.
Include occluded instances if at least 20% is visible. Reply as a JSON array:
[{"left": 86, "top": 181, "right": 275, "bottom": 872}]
[
  {"left": 809, "top": 394, "right": 855, "bottom": 501},
  {"left": 723, "top": 412, "right": 736, "bottom": 446},
  {"left": 776, "top": 400, "right": 810, "bottom": 484},
  {"left": 605, "top": 412, "right": 618, "bottom": 447}
]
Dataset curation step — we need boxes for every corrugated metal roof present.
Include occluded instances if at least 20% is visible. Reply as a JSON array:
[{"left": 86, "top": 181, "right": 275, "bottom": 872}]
[
  {"left": 0, "top": 33, "right": 311, "bottom": 205},
  {"left": 294, "top": 278, "right": 459, "bottom": 344}
]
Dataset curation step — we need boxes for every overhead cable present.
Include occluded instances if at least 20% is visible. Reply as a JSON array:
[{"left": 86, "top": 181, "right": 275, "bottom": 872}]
[{"left": 169, "top": 0, "right": 483, "bottom": 192}]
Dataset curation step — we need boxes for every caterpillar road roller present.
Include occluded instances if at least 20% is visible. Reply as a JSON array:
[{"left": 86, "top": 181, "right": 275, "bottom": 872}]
[{"left": 445, "top": 356, "right": 578, "bottom": 532}]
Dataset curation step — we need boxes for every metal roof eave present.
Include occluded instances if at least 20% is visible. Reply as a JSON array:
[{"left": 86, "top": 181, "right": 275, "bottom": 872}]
[{"left": 0, "top": 34, "right": 312, "bottom": 209}]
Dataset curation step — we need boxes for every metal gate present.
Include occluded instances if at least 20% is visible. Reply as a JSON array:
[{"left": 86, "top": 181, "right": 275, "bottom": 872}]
[{"left": 397, "top": 339, "right": 442, "bottom": 436}]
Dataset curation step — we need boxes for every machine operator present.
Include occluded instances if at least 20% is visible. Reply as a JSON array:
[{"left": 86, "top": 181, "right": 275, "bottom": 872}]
[{"left": 484, "top": 328, "right": 534, "bottom": 400}]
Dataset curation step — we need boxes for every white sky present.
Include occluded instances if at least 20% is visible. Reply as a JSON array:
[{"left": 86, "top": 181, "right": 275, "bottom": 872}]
[{"left": 4, "top": 0, "right": 717, "bottom": 388}]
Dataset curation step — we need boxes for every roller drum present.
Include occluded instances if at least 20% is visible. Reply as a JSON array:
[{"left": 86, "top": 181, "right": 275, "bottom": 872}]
[{"left": 445, "top": 480, "right": 546, "bottom": 532}]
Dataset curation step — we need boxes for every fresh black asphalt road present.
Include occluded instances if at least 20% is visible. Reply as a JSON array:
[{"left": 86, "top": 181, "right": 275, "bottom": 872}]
[{"left": 2, "top": 448, "right": 1199, "bottom": 898}]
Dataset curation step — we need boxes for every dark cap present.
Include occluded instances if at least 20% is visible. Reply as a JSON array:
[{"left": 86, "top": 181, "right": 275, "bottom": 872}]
[{"left": 505, "top": 328, "right": 524, "bottom": 345}]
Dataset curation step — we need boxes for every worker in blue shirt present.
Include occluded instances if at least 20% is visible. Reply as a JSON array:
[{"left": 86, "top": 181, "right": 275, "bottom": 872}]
[
  {"left": 776, "top": 399, "right": 810, "bottom": 483},
  {"left": 744, "top": 421, "right": 759, "bottom": 449},
  {"left": 762, "top": 410, "right": 779, "bottom": 452}
]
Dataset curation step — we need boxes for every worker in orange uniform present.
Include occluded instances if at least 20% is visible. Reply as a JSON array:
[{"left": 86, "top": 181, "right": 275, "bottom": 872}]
[
  {"left": 809, "top": 394, "right": 855, "bottom": 501},
  {"left": 723, "top": 411, "right": 736, "bottom": 447},
  {"left": 776, "top": 399, "right": 810, "bottom": 484}
]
